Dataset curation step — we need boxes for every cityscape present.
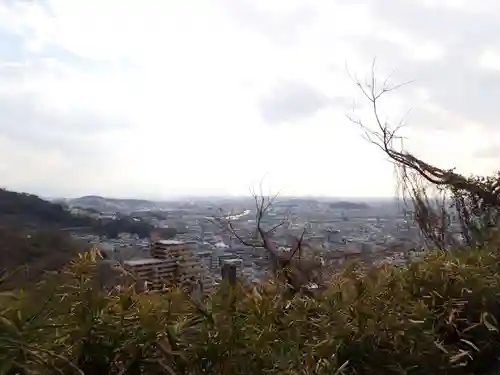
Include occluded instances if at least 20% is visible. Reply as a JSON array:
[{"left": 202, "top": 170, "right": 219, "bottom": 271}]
[
  {"left": 2, "top": 0, "right": 500, "bottom": 371},
  {"left": 61, "top": 195, "right": 458, "bottom": 293}
]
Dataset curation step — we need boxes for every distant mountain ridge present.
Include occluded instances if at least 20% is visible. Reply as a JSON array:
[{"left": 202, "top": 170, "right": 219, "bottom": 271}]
[
  {"left": 67, "top": 195, "right": 158, "bottom": 213},
  {"left": 278, "top": 198, "right": 370, "bottom": 209},
  {"left": 329, "top": 201, "right": 370, "bottom": 209}
]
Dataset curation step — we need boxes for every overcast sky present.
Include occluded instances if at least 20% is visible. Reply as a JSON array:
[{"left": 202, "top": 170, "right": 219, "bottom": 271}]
[{"left": 0, "top": 0, "right": 499, "bottom": 199}]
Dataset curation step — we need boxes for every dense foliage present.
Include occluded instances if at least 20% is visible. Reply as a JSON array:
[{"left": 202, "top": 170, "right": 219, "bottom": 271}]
[
  {"left": 0, "top": 189, "right": 155, "bottom": 287},
  {"left": 94, "top": 218, "right": 152, "bottom": 239},
  {"left": 2, "top": 240, "right": 500, "bottom": 375},
  {"left": 0, "top": 226, "right": 86, "bottom": 288},
  {"left": 0, "top": 189, "right": 91, "bottom": 228}
]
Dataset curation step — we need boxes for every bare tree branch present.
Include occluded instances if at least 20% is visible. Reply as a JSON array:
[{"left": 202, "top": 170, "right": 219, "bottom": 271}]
[
  {"left": 348, "top": 61, "right": 500, "bottom": 249},
  {"left": 212, "top": 192, "right": 323, "bottom": 292}
]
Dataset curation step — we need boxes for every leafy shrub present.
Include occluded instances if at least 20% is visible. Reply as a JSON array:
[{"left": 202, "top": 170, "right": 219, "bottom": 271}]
[{"left": 2, "top": 247, "right": 500, "bottom": 374}]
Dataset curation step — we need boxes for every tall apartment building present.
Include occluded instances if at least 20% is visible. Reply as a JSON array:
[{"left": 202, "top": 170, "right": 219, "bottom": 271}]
[
  {"left": 124, "top": 240, "right": 214, "bottom": 294},
  {"left": 153, "top": 240, "right": 214, "bottom": 294},
  {"left": 123, "top": 258, "right": 177, "bottom": 290}
]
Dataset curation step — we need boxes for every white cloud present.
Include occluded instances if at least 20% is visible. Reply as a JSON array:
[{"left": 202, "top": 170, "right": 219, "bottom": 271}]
[
  {"left": 478, "top": 49, "right": 500, "bottom": 71},
  {"left": 420, "top": 0, "right": 500, "bottom": 13},
  {"left": 0, "top": 0, "right": 498, "bottom": 198}
]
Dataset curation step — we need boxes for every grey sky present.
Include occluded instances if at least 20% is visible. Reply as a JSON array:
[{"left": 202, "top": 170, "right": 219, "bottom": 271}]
[
  {"left": 0, "top": 0, "right": 498, "bottom": 198},
  {"left": 260, "top": 81, "right": 334, "bottom": 124}
]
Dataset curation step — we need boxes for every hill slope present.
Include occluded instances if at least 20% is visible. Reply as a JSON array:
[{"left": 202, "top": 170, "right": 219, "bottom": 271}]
[
  {"left": 0, "top": 189, "right": 91, "bottom": 285},
  {"left": 329, "top": 201, "right": 370, "bottom": 209},
  {"left": 0, "top": 189, "right": 155, "bottom": 282},
  {"left": 0, "top": 189, "right": 91, "bottom": 228},
  {"left": 0, "top": 226, "right": 86, "bottom": 287},
  {"left": 68, "top": 195, "right": 157, "bottom": 213}
]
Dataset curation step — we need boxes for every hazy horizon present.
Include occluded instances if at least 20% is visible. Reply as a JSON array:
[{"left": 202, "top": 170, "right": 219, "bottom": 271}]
[
  {"left": 44, "top": 193, "right": 400, "bottom": 203},
  {"left": 1, "top": 1, "right": 499, "bottom": 198}
]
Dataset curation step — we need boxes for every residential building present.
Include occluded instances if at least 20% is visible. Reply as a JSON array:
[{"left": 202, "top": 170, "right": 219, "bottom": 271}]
[
  {"left": 123, "top": 258, "right": 177, "bottom": 290},
  {"left": 121, "top": 240, "right": 214, "bottom": 294},
  {"left": 151, "top": 240, "right": 214, "bottom": 294}
]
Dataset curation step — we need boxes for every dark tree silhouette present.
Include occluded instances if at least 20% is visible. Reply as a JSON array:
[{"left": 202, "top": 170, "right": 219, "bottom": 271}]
[
  {"left": 347, "top": 61, "right": 500, "bottom": 250},
  {"left": 214, "top": 192, "right": 323, "bottom": 294}
]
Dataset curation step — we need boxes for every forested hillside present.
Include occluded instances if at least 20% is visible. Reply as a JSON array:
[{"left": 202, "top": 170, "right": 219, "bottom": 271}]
[{"left": 0, "top": 188, "right": 91, "bottom": 228}]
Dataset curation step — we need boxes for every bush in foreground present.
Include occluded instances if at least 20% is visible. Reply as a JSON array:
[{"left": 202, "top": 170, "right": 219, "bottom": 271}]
[{"left": 2, "top": 247, "right": 500, "bottom": 375}]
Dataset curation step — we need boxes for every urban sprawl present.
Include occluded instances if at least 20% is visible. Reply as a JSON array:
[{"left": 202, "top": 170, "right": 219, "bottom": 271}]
[{"left": 66, "top": 196, "right": 464, "bottom": 293}]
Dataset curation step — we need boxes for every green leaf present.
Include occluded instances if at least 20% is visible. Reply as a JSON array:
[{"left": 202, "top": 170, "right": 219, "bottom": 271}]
[
  {"left": 460, "top": 339, "right": 480, "bottom": 352},
  {"left": 0, "top": 316, "right": 19, "bottom": 335},
  {"left": 482, "top": 312, "right": 498, "bottom": 332}
]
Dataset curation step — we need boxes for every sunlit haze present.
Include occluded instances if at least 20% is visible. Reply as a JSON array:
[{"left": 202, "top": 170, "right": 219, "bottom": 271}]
[{"left": 1, "top": 0, "right": 499, "bottom": 199}]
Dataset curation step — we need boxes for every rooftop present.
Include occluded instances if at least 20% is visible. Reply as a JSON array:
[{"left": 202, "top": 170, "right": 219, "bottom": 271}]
[
  {"left": 156, "top": 240, "right": 186, "bottom": 245},
  {"left": 123, "top": 258, "right": 171, "bottom": 266},
  {"left": 197, "top": 251, "right": 213, "bottom": 256},
  {"left": 222, "top": 258, "right": 243, "bottom": 265}
]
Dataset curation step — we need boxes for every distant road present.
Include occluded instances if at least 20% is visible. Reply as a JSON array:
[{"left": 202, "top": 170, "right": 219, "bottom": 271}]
[
  {"left": 204, "top": 209, "right": 252, "bottom": 222},
  {"left": 224, "top": 210, "right": 251, "bottom": 221}
]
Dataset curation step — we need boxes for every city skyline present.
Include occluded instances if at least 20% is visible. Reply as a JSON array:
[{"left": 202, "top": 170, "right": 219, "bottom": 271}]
[
  {"left": 47, "top": 193, "right": 401, "bottom": 202},
  {"left": 0, "top": 0, "right": 499, "bottom": 199}
]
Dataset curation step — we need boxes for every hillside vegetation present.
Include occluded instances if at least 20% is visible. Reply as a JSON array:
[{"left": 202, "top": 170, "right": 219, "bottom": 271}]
[
  {"left": 0, "top": 226, "right": 86, "bottom": 288},
  {"left": 68, "top": 195, "right": 157, "bottom": 213},
  {"left": 0, "top": 189, "right": 152, "bottom": 286},
  {"left": 0, "top": 189, "right": 91, "bottom": 228},
  {"left": 0, "top": 189, "right": 92, "bottom": 286},
  {"left": 2, "top": 241, "right": 500, "bottom": 375}
]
